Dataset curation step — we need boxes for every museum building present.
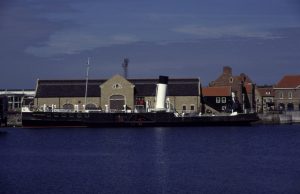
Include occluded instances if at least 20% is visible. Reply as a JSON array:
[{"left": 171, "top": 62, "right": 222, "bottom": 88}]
[{"left": 34, "top": 74, "right": 200, "bottom": 113}]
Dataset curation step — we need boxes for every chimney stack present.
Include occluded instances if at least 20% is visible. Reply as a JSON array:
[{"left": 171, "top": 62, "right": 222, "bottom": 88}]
[
  {"left": 155, "top": 76, "right": 169, "bottom": 111},
  {"left": 122, "top": 58, "right": 129, "bottom": 78},
  {"left": 223, "top": 66, "right": 232, "bottom": 75}
]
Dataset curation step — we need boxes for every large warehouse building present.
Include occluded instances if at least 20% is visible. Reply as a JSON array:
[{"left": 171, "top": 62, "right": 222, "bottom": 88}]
[{"left": 34, "top": 74, "right": 201, "bottom": 113}]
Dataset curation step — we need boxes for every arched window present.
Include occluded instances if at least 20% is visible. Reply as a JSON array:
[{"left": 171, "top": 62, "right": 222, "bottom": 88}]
[
  {"left": 110, "top": 95, "right": 125, "bottom": 110},
  {"left": 86, "top": 103, "right": 97, "bottom": 110},
  {"left": 287, "top": 103, "right": 294, "bottom": 111},
  {"left": 279, "top": 103, "right": 285, "bottom": 111},
  {"left": 63, "top": 103, "right": 74, "bottom": 110}
]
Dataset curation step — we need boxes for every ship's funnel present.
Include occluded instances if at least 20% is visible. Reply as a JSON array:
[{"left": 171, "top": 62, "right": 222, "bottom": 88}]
[{"left": 155, "top": 76, "right": 168, "bottom": 111}]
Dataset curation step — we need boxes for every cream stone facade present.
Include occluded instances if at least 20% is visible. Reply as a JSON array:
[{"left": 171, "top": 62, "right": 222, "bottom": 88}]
[
  {"left": 100, "top": 75, "right": 135, "bottom": 110},
  {"left": 34, "top": 75, "right": 200, "bottom": 113},
  {"left": 35, "top": 97, "right": 100, "bottom": 110}
]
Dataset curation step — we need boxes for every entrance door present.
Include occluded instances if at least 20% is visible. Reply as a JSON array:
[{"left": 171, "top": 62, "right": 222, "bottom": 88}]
[
  {"left": 287, "top": 103, "right": 294, "bottom": 111},
  {"left": 110, "top": 95, "right": 125, "bottom": 111}
]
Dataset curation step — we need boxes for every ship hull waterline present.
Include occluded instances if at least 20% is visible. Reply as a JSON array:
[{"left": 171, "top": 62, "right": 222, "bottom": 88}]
[{"left": 22, "top": 112, "right": 260, "bottom": 128}]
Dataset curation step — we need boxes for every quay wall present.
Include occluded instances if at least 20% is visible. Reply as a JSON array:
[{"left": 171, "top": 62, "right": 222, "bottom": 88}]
[
  {"left": 7, "top": 112, "right": 22, "bottom": 127},
  {"left": 259, "top": 111, "right": 300, "bottom": 124}
]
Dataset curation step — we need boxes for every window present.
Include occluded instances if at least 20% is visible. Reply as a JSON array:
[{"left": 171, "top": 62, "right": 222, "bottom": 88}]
[
  {"left": 288, "top": 92, "right": 293, "bottom": 99},
  {"left": 112, "top": 83, "right": 122, "bottom": 89},
  {"left": 86, "top": 103, "right": 97, "bottom": 110},
  {"left": 287, "top": 103, "right": 294, "bottom": 111},
  {"left": 182, "top": 105, "right": 186, "bottom": 112},
  {"left": 280, "top": 92, "right": 284, "bottom": 99},
  {"left": 63, "top": 103, "right": 74, "bottom": 110},
  {"left": 216, "top": 97, "right": 221, "bottom": 103},
  {"left": 221, "top": 97, "right": 226, "bottom": 103},
  {"left": 190, "top": 105, "right": 195, "bottom": 111},
  {"left": 229, "top": 77, "right": 234, "bottom": 83}
]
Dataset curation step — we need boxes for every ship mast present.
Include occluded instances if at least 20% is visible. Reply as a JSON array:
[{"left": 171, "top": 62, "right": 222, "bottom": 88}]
[{"left": 84, "top": 57, "right": 90, "bottom": 107}]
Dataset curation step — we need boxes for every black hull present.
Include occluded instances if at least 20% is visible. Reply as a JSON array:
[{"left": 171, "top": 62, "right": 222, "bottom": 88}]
[{"left": 22, "top": 112, "right": 260, "bottom": 128}]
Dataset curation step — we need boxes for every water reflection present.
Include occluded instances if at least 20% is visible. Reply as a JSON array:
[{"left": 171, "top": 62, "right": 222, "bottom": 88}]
[
  {"left": 1, "top": 125, "right": 300, "bottom": 194},
  {"left": 154, "top": 127, "right": 169, "bottom": 193}
]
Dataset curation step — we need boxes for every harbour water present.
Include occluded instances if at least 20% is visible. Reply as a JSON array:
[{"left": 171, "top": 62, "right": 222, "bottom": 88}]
[{"left": 1, "top": 125, "right": 300, "bottom": 194}]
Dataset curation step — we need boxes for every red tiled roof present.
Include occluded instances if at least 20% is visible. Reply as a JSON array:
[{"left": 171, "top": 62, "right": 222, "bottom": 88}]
[
  {"left": 276, "top": 75, "right": 300, "bottom": 88},
  {"left": 202, "top": 86, "right": 231, "bottom": 96}
]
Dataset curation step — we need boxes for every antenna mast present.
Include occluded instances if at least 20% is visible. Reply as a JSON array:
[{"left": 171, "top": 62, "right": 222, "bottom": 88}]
[
  {"left": 122, "top": 58, "right": 129, "bottom": 78},
  {"left": 84, "top": 57, "right": 90, "bottom": 107}
]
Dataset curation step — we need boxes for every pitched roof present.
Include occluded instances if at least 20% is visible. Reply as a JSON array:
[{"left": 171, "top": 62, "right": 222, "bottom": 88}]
[
  {"left": 35, "top": 80, "right": 104, "bottom": 98},
  {"left": 275, "top": 75, "right": 300, "bottom": 88},
  {"left": 35, "top": 77, "right": 200, "bottom": 98},
  {"left": 257, "top": 87, "right": 274, "bottom": 97},
  {"left": 202, "top": 86, "right": 231, "bottom": 96},
  {"left": 211, "top": 67, "right": 253, "bottom": 87},
  {"left": 132, "top": 78, "right": 200, "bottom": 96}
]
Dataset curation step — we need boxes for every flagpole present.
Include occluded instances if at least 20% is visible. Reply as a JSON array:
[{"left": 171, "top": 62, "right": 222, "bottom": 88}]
[
  {"left": 199, "top": 78, "right": 205, "bottom": 114},
  {"left": 84, "top": 57, "right": 90, "bottom": 108}
]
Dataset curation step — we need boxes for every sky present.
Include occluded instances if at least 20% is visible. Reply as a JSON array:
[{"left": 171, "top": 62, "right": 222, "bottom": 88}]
[{"left": 0, "top": 0, "right": 300, "bottom": 88}]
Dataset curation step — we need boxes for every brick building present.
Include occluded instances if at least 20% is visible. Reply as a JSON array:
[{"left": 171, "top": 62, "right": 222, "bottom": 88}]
[
  {"left": 273, "top": 75, "right": 300, "bottom": 111},
  {"left": 256, "top": 86, "right": 275, "bottom": 113},
  {"left": 202, "top": 86, "right": 232, "bottom": 112},
  {"left": 205, "top": 66, "right": 256, "bottom": 113}
]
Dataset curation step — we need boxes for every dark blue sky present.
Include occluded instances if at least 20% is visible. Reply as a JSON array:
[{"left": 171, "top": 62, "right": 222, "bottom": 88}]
[{"left": 0, "top": 0, "right": 300, "bottom": 88}]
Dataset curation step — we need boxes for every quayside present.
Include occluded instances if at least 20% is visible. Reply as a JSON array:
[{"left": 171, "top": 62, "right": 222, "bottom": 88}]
[{"left": 21, "top": 75, "right": 260, "bottom": 128}]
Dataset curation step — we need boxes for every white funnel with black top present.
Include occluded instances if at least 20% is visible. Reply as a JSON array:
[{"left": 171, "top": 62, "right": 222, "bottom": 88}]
[{"left": 155, "top": 76, "right": 169, "bottom": 111}]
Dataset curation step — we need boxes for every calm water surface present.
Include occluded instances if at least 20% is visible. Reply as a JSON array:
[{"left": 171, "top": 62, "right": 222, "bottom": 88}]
[{"left": 0, "top": 125, "right": 300, "bottom": 194}]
